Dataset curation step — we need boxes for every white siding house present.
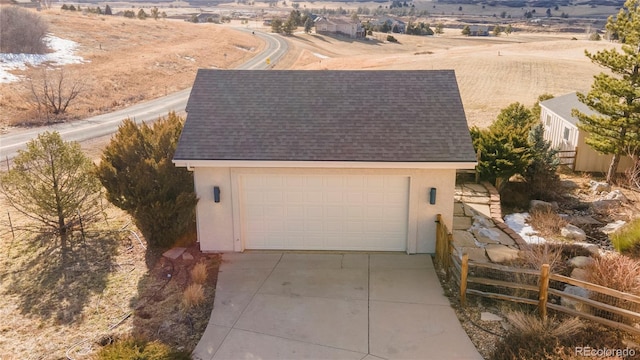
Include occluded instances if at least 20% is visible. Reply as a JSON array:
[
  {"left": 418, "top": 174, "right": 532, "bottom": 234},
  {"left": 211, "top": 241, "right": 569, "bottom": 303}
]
[
  {"left": 540, "top": 93, "right": 634, "bottom": 173},
  {"left": 314, "top": 17, "right": 365, "bottom": 38},
  {"left": 173, "top": 70, "right": 477, "bottom": 254}
]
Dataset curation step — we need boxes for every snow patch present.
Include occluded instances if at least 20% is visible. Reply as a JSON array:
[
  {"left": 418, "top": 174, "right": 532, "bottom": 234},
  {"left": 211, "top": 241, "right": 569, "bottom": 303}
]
[
  {"left": 0, "top": 35, "right": 87, "bottom": 84},
  {"left": 504, "top": 213, "right": 546, "bottom": 244}
]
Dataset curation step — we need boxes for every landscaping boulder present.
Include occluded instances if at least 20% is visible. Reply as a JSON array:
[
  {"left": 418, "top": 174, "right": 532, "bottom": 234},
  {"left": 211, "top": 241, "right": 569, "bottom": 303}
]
[
  {"left": 568, "top": 255, "right": 595, "bottom": 268},
  {"left": 529, "top": 200, "right": 559, "bottom": 213},
  {"left": 560, "top": 179, "right": 578, "bottom": 190},
  {"left": 561, "top": 224, "right": 587, "bottom": 242},
  {"left": 602, "top": 189, "right": 628, "bottom": 202},
  {"left": 561, "top": 285, "right": 591, "bottom": 312},
  {"left": 485, "top": 244, "right": 519, "bottom": 263},
  {"left": 481, "top": 312, "right": 503, "bottom": 322},
  {"left": 570, "top": 268, "right": 589, "bottom": 281},
  {"left": 601, "top": 220, "right": 627, "bottom": 235},
  {"left": 573, "top": 242, "right": 600, "bottom": 255},
  {"left": 590, "top": 181, "right": 611, "bottom": 194},
  {"left": 591, "top": 199, "right": 621, "bottom": 214}
]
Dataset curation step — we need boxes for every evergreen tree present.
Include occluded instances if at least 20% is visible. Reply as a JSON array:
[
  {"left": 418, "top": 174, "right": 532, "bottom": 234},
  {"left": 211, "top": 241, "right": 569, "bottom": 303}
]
[
  {"left": 525, "top": 123, "right": 560, "bottom": 199},
  {"left": 0, "top": 132, "right": 101, "bottom": 261},
  {"left": 151, "top": 6, "right": 159, "bottom": 20},
  {"left": 304, "top": 16, "right": 314, "bottom": 33},
  {"left": 473, "top": 103, "right": 537, "bottom": 189},
  {"left": 105, "top": 4, "right": 112, "bottom": 15},
  {"left": 137, "top": 8, "right": 147, "bottom": 20},
  {"left": 493, "top": 25, "right": 502, "bottom": 36},
  {"left": 505, "top": 24, "right": 513, "bottom": 35},
  {"left": 531, "top": 93, "right": 554, "bottom": 121},
  {"left": 461, "top": 25, "right": 470, "bottom": 35},
  {"left": 573, "top": 0, "right": 640, "bottom": 183},
  {"left": 435, "top": 23, "right": 444, "bottom": 35},
  {"left": 282, "top": 17, "right": 296, "bottom": 35},
  {"left": 271, "top": 18, "right": 283, "bottom": 33},
  {"left": 96, "top": 112, "right": 198, "bottom": 248}
]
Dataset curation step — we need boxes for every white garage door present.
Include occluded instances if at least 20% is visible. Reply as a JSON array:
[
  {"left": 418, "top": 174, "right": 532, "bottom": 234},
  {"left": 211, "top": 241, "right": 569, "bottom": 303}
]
[{"left": 240, "top": 174, "right": 409, "bottom": 251}]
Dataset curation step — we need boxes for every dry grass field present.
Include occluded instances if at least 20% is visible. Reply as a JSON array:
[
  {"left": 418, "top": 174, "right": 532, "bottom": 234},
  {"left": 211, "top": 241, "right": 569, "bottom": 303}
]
[
  {"left": 0, "top": 9, "right": 263, "bottom": 127},
  {"left": 277, "top": 28, "right": 620, "bottom": 127}
]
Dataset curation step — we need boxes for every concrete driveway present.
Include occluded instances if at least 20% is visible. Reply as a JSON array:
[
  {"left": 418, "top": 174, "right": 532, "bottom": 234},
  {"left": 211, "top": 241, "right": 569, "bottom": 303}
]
[{"left": 192, "top": 252, "right": 482, "bottom": 360}]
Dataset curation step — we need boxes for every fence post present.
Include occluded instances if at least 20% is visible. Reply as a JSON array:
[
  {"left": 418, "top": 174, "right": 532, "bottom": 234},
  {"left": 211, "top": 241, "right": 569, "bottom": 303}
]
[
  {"left": 572, "top": 147, "right": 578, "bottom": 172},
  {"left": 446, "top": 232, "right": 453, "bottom": 272},
  {"left": 460, "top": 253, "right": 469, "bottom": 306},
  {"left": 539, "top": 263, "right": 550, "bottom": 320},
  {"left": 436, "top": 214, "right": 443, "bottom": 267},
  {"left": 475, "top": 149, "right": 481, "bottom": 183}
]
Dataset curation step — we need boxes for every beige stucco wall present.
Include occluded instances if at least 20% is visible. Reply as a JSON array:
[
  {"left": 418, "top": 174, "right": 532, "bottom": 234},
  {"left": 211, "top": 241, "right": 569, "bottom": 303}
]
[
  {"left": 574, "top": 132, "right": 635, "bottom": 173},
  {"left": 192, "top": 166, "right": 456, "bottom": 254}
]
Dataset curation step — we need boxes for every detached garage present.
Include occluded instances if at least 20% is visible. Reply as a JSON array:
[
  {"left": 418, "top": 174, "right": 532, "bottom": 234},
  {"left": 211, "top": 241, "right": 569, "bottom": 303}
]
[{"left": 173, "top": 70, "right": 476, "bottom": 253}]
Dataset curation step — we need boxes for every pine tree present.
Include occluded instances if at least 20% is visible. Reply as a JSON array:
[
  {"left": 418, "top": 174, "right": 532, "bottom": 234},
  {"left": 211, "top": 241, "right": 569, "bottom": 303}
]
[
  {"left": 104, "top": 4, "right": 112, "bottom": 15},
  {"left": 493, "top": 25, "right": 502, "bottom": 36},
  {"left": 573, "top": 0, "right": 640, "bottom": 183},
  {"left": 461, "top": 25, "right": 470, "bottom": 36},
  {"left": 0, "top": 132, "right": 101, "bottom": 261},
  {"left": 304, "top": 16, "right": 313, "bottom": 33},
  {"left": 525, "top": 123, "right": 560, "bottom": 199},
  {"left": 96, "top": 112, "right": 197, "bottom": 248},
  {"left": 271, "top": 18, "right": 283, "bottom": 33},
  {"left": 472, "top": 103, "right": 537, "bottom": 189}
]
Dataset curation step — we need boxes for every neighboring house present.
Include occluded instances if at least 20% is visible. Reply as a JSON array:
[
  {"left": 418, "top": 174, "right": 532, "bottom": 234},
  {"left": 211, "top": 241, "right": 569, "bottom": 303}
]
[
  {"left": 314, "top": 17, "right": 366, "bottom": 38},
  {"left": 539, "top": 92, "right": 634, "bottom": 173},
  {"left": 195, "top": 13, "right": 220, "bottom": 23},
  {"left": 173, "top": 70, "right": 476, "bottom": 254},
  {"left": 371, "top": 17, "right": 406, "bottom": 33},
  {"left": 469, "top": 25, "right": 489, "bottom": 36}
]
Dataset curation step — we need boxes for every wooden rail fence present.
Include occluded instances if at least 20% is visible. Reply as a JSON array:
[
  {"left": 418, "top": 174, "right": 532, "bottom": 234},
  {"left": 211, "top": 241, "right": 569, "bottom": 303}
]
[
  {"left": 557, "top": 148, "right": 577, "bottom": 171},
  {"left": 435, "top": 213, "right": 640, "bottom": 336}
]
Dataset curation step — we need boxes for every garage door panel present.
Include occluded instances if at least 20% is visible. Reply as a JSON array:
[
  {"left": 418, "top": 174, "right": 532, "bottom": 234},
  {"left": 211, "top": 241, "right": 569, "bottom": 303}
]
[{"left": 241, "top": 174, "right": 409, "bottom": 251}]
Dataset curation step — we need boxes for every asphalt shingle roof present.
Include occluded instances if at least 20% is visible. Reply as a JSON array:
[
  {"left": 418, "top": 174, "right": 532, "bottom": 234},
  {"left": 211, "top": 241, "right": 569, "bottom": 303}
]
[
  {"left": 174, "top": 70, "right": 477, "bottom": 163},
  {"left": 540, "top": 92, "right": 599, "bottom": 126}
]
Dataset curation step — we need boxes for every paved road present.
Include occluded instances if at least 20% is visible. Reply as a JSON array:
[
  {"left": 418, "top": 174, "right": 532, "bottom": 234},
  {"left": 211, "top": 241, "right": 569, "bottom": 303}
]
[{"left": 0, "top": 29, "right": 288, "bottom": 160}]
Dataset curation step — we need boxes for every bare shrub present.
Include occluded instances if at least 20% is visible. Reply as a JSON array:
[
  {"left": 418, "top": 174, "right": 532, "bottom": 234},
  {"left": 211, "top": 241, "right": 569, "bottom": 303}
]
[
  {"left": 182, "top": 283, "right": 204, "bottom": 310},
  {"left": 0, "top": 7, "right": 49, "bottom": 54},
  {"left": 528, "top": 208, "right": 568, "bottom": 239},
  {"left": 28, "top": 69, "right": 85, "bottom": 123},
  {"left": 520, "top": 243, "right": 565, "bottom": 273},
  {"left": 190, "top": 262, "right": 207, "bottom": 285},
  {"left": 587, "top": 255, "right": 640, "bottom": 324},
  {"left": 508, "top": 312, "right": 583, "bottom": 338},
  {"left": 587, "top": 255, "right": 640, "bottom": 294},
  {"left": 491, "top": 311, "right": 583, "bottom": 360}
]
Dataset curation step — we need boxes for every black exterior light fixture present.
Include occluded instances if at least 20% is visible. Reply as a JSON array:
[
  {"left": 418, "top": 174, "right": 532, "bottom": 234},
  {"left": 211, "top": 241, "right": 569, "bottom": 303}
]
[
  {"left": 213, "top": 186, "right": 221, "bottom": 203},
  {"left": 429, "top": 187, "right": 437, "bottom": 205}
]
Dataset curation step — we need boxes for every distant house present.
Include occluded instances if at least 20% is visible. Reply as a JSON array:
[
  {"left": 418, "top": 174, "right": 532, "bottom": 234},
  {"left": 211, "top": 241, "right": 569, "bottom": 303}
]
[
  {"left": 469, "top": 25, "right": 489, "bottom": 36},
  {"left": 371, "top": 17, "right": 406, "bottom": 34},
  {"left": 314, "top": 17, "right": 366, "bottom": 38},
  {"left": 539, "top": 92, "right": 634, "bottom": 173},
  {"left": 195, "top": 13, "right": 220, "bottom": 23}
]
